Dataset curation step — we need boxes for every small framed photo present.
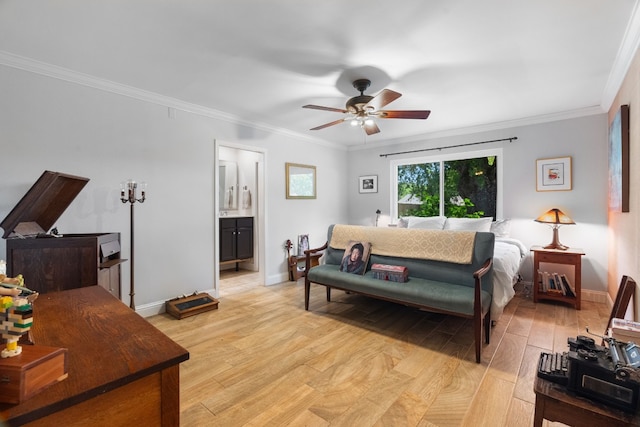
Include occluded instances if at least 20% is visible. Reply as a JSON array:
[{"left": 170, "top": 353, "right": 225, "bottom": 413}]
[
  {"left": 297, "top": 234, "right": 309, "bottom": 256},
  {"left": 359, "top": 175, "right": 378, "bottom": 193},
  {"left": 536, "top": 157, "right": 572, "bottom": 191}
]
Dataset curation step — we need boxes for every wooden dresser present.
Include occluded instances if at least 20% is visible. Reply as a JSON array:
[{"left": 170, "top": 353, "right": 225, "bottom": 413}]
[
  {"left": 1, "top": 171, "right": 126, "bottom": 298},
  {"left": 0, "top": 286, "right": 189, "bottom": 426}
]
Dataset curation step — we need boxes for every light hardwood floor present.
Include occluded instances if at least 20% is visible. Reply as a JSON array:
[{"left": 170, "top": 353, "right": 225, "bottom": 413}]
[{"left": 147, "top": 271, "right": 611, "bottom": 426}]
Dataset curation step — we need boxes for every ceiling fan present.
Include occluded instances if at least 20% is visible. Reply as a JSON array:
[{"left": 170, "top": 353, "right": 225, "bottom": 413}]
[{"left": 303, "top": 79, "right": 431, "bottom": 136}]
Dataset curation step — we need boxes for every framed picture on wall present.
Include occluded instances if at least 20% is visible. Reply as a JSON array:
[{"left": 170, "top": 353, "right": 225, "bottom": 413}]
[
  {"left": 536, "top": 157, "right": 572, "bottom": 191},
  {"left": 359, "top": 175, "right": 378, "bottom": 193},
  {"left": 286, "top": 163, "right": 316, "bottom": 199},
  {"left": 609, "top": 104, "right": 630, "bottom": 212}
]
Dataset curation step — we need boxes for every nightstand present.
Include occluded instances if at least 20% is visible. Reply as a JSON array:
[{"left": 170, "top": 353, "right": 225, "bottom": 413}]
[{"left": 531, "top": 246, "right": 585, "bottom": 310}]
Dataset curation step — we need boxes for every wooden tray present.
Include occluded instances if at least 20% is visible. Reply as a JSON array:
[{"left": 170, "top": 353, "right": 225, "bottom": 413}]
[{"left": 165, "top": 293, "right": 219, "bottom": 319}]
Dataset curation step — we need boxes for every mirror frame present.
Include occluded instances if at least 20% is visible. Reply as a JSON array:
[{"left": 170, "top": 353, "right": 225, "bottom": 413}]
[
  {"left": 286, "top": 163, "right": 316, "bottom": 199},
  {"left": 219, "top": 160, "right": 238, "bottom": 210}
]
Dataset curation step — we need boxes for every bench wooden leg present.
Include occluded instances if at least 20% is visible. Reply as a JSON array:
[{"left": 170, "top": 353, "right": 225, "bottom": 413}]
[
  {"left": 326, "top": 286, "right": 331, "bottom": 301},
  {"left": 304, "top": 280, "right": 310, "bottom": 310},
  {"left": 484, "top": 312, "right": 491, "bottom": 344},
  {"left": 475, "top": 320, "right": 481, "bottom": 363}
]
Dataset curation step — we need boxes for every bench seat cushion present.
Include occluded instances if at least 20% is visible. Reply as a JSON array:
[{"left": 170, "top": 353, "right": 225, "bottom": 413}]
[{"left": 307, "top": 265, "right": 491, "bottom": 317}]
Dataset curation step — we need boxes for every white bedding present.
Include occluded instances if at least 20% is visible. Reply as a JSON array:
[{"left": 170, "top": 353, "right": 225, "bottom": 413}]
[
  {"left": 399, "top": 216, "right": 526, "bottom": 321},
  {"left": 492, "top": 237, "right": 527, "bottom": 320}
]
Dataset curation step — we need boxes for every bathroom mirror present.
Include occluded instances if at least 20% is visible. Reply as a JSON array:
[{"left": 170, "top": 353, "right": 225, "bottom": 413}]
[{"left": 219, "top": 160, "right": 238, "bottom": 210}]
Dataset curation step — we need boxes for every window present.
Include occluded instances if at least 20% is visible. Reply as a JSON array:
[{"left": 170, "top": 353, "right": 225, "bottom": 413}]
[{"left": 391, "top": 149, "right": 502, "bottom": 220}]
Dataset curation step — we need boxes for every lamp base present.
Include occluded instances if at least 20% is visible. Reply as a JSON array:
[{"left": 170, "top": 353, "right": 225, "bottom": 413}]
[
  {"left": 543, "top": 243, "right": 569, "bottom": 251},
  {"left": 544, "top": 227, "right": 569, "bottom": 250}
]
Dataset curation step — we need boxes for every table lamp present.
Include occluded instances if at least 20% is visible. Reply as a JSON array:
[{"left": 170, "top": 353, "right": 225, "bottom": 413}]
[{"left": 534, "top": 208, "right": 575, "bottom": 250}]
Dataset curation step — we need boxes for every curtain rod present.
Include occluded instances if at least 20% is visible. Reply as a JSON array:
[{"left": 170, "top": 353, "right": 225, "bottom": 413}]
[{"left": 379, "top": 136, "right": 518, "bottom": 158}]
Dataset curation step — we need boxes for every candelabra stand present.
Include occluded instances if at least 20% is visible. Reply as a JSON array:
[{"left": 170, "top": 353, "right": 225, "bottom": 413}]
[{"left": 120, "top": 180, "right": 146, "bottom": 309}]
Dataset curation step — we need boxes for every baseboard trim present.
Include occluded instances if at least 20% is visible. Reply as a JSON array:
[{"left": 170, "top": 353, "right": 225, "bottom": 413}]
[
  {"left": 519, "top": 281, "right": 611, "bottom": 309},
  {"left": 582, "top": 289, "right": 609, "bottom": 305},
  {"left": 134, "top": 288, "right": 216, "bottom": 318}
]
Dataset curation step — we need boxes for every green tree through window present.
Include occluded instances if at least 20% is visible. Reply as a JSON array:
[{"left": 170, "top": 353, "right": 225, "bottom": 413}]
[{"left": 397, "top": 155, "right": 497, "bottom": 219}]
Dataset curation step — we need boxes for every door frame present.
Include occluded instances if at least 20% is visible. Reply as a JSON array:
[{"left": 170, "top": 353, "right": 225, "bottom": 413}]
[{"left": 213, "top": 139, "right": 266, "bottom": 297}]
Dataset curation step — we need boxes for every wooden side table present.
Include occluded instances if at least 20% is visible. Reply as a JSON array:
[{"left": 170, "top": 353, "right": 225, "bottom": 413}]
[
  {"left": 531, "top": 246, "right": 584, "bottom": 309},
  {"left": 288, "top": 252, "right": 322, "bottom": 281},
  {"left": 534, "top": 376, "right": 640, "bottom": 427}
]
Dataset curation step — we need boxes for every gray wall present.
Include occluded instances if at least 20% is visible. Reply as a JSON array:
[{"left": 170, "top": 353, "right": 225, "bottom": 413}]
[
  {"left": 0, "top": 62, "right": 610, "bottom": 315},
  {"left": 0, "top": 65, "right": 349, "bottom": 313},
  {"left": 347, "top": 114, "right": 609, "bottom": 293}
]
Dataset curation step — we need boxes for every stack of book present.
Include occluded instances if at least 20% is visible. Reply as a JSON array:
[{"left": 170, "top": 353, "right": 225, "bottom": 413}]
[
  {"left": 611, "top": 318, "right": 640, "bottom": 343},
  {"left": 537, "top": 271, "right": 576, "bottom": 298}
]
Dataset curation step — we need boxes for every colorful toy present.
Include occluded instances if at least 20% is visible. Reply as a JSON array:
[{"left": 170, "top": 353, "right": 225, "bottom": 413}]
[{"left": 0, "top": 275, "right": 37, "bottom": 358}]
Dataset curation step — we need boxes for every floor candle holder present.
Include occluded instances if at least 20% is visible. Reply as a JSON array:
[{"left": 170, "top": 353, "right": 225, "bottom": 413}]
[{"left": 120, "top": 179, "right": 146, "bottom": 309}]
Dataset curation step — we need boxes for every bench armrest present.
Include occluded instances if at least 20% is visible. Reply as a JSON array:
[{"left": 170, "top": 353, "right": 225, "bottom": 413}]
[
  {"left": 473, "top": 257, "right": 493, "bottom": 318},
  {"left": 304, "top": 242, "right": 328, "bottom": 271}
]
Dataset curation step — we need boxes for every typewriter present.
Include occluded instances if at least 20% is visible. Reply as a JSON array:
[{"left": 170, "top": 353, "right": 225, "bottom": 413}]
[{"left": 538, "top": 330, "right": 640, "bottom": 412}]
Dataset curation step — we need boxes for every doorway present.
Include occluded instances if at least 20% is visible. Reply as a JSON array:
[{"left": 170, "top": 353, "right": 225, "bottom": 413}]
[{"left": 213, "top": 141, "right": 266, "bottom": 298}]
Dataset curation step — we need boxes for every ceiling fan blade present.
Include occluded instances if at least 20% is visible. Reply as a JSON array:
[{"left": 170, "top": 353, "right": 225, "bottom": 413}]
[
  {"left": 363, "top": 121, "right": 380, "bottom": 135},
  {"left": 310, "top": 118, "right": 346, "bottom": 131},
  {"left": 366, "top": 89, "right": 402, "bottom": 110},
  {"left": 303, "top": 104, "right": 349, "bottom": 114},
  {"left": 377, "top": 110, "right": 431, "bottom": 119}
]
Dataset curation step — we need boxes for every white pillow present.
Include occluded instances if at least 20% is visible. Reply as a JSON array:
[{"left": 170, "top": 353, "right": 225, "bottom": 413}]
[
  {"left": 401, "top": 216, "right": 446, "bottom": 230},
  {"left": 490, "top": 219, "right": 511, "bottom": 237},
  {"left": 444, "top": 217, "right": 492, "bottom": 232}
]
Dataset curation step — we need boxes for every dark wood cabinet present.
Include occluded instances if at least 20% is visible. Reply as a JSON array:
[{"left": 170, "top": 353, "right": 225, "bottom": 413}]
[
  {"left": 6, "top": 233, "right": 124, "bottom": 297},
  {"left": 1, "top": 171, "right": 125, "bottom": 298},
  {"left": 220, "top": 217, "right": 254, "bottom": 268}
]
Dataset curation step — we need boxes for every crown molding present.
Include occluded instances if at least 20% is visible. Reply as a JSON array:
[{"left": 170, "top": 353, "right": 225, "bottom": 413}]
[
  {"left": 601, "top": 0, "right": 640, "bottom": 110},
  {"left": 348, "top": 105, "right": 605, "bottom": 152},
  {"left": 0, "top": 49, "right": 615, "bottom": 153},
  {"left": 0, "top": 50, "right": 345, "bottom": 151}
]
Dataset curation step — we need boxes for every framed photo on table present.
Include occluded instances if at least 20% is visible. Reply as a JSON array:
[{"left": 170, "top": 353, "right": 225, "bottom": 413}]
[
  {"left": 536, "top": 157, "right": 572, "bottom": 191},
  {"left": 359, "top": 175, "right": 378, "bottom": 193}
]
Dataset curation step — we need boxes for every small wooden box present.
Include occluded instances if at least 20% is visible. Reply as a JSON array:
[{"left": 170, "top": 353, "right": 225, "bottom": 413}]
[
  {"left": 165, "top": 293, "right": 219, "bottom": 319},
  {"left": 0, "top": 345, "right": 68, "bottom": 404},
  {"left": 371, "top": 264, "right": 409, "bottom": 283}
]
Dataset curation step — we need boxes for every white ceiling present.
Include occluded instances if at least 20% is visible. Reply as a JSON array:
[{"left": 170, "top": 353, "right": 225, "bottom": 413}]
[{"left": 0, "top": 0, "right": 638, "bottom": 147}]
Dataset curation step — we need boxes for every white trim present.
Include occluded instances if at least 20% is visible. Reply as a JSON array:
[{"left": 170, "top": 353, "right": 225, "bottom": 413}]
[
  {"left": 0, "top": 50, "right": 345, "bottom": 151},
  {"left": 134, "top": 287, "right": 217, "bottom": 318},
  {"left": 0, "top": 50, "right": 611, "bottom": 152},
  {"left": 582, "top": 289, "right": 610, "bottom": 305},
  {"left": 601, "top": 0, "right": 640, "bottom": 110},
  {"left": 214, "top": 140, "right": 268, "bottom": 297},
  {"left": 389, "top": 148, "right": 503, "bottom": 220},
  {"left": 349, "top": 107, "right": 604, "bottom": 152}
]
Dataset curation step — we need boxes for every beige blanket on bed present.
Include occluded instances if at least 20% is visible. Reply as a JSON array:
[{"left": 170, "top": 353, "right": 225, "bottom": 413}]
[{"left": 329, "top": 224, "right": 476, "bottom": 264}]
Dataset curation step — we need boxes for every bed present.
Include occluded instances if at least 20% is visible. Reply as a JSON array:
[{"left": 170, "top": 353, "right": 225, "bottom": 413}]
[
  {"left": 492, "top": 237, "right": 527, "bottom": 320},
  {"left": 399, "top": 216, "right": 527, "bottom": 321}
]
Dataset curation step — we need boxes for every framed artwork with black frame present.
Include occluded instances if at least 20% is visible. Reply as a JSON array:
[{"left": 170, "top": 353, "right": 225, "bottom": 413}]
[{"left": 359, "top": 175, "right": 378, "bottom": 193}]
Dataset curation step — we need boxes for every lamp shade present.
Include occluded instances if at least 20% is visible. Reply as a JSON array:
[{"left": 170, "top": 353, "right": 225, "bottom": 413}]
[
  {"left": 534, "top": 208, "right": 575, "bottom": 250},
  {"left": 534, "top": 208, "right": 575, "bottom": 225}
]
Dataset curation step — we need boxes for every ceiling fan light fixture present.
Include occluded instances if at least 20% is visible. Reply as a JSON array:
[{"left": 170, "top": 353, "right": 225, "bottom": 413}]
[{"left": 302, "top": 78, "right": 430, "bottom": 136}]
